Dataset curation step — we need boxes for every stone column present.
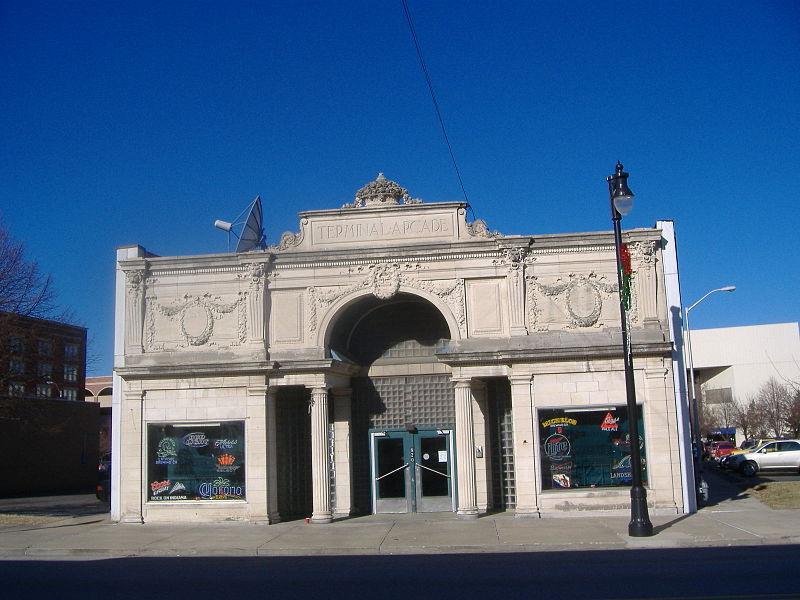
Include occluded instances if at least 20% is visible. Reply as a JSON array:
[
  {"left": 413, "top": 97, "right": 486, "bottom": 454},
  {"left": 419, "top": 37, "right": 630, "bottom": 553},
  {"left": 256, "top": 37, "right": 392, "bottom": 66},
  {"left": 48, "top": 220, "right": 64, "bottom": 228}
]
[
  {"left": 454, "top": 379, "right": 479, "bottom": 518},
  {"left": 120, "top": 389, "right": 145, "bottom": 523},
  {"left": 509, "top": 374, "right": 539, "bottom": 517},
  {"left": 310, "top": 386, "right": 332, "bottom": 524},
  {"left": 332, "top": 388, "right": 353, "bottom": 517},
  {"left": 265, "top": 386, "right": 280, "bottom": 523}
]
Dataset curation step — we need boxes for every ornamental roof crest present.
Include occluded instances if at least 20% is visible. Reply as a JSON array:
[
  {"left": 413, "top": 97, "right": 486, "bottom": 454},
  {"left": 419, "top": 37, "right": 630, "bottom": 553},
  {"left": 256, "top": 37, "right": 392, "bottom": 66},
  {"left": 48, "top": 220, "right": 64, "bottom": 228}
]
[{"left": 347, "top": 173, "right": 422, "bottom": 208}]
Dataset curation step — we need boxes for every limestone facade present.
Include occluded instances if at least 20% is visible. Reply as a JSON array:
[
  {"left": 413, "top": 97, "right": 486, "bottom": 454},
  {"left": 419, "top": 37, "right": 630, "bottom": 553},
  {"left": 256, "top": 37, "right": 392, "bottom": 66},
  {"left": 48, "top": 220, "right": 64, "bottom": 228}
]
[{"left": 112, "top": 175, "right": 691, "bottom": 523}]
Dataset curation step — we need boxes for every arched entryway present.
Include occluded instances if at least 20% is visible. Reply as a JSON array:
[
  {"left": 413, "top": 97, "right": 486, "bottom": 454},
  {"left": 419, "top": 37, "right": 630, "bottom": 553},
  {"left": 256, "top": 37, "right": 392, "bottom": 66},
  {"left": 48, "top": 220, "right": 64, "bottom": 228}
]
[{"left": 328, "top": 293, "right": 456, "bottom": 514}]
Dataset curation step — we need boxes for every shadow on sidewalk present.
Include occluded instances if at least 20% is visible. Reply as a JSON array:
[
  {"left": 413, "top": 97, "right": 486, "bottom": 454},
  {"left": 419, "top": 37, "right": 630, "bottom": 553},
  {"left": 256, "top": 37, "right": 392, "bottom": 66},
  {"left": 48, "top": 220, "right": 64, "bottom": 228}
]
[
  {"left": 699, "top": 465, "right": 765, "bottom": 508},
  {"left": 0, "top": 492, "right": 109, "bottom": 518}
]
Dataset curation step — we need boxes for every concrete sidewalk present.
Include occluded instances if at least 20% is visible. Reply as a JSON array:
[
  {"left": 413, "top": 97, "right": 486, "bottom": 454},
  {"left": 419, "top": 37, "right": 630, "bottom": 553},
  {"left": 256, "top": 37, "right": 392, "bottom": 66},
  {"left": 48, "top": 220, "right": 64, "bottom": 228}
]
[{"left": 2, "top": 471, "right": 798, "bottom": 560}]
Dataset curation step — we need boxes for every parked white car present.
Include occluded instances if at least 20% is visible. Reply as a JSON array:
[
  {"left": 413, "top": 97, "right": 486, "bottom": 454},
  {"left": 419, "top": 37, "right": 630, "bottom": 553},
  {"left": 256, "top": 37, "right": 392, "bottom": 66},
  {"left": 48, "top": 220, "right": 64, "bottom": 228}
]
[{"left": 726, "top": 439, "right": 800, "bottom": 476}]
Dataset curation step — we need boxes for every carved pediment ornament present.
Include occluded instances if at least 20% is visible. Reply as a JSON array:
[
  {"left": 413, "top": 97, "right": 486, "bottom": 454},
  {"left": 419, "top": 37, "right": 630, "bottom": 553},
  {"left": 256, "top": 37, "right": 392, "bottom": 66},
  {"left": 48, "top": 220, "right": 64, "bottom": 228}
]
[
  {"left": 465, "top": 218, "right": 500, "bottom": 239},
  {"left": 146, "top": 292, "right": 247, "bottom": 349},
  {"left": 270, "top": 218, "right": 308, "bottom": 251},
  {"left": 527, "top": 273, "right": 617, "bottom": 329},
  {"left": 345, "top": 173, "right": 422, "bottom": 208}
]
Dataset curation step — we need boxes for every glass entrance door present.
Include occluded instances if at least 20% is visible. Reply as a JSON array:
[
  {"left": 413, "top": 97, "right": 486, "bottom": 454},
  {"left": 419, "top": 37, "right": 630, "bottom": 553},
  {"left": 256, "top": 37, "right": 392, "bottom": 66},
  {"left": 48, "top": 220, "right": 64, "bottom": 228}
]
[{"left": 370, "top": 428, "right": 454, "bottom": 513}]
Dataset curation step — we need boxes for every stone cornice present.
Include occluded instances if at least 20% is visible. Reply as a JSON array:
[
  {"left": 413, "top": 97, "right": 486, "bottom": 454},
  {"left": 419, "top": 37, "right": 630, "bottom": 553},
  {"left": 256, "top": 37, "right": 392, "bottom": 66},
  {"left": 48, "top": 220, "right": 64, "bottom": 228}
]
[
  {"left": 437, "top": 340, "right": 673, "bottom": 367},
  {"left": 117, "top": 227, "right": 663, "bottom": 275},
  {"left": 115, "top": 360, "right": 279, "bottom": 379}
]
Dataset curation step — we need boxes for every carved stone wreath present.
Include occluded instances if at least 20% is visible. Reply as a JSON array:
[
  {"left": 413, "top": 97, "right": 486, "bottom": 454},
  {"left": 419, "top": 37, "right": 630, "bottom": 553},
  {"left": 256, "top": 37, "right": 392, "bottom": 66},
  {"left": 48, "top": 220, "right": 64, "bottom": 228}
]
[
  {"left": 146, "top": 293, "right": 246, "bottom": 349},
  {"left": 528, "top": 273, "right": 617, "bottom": 329}
]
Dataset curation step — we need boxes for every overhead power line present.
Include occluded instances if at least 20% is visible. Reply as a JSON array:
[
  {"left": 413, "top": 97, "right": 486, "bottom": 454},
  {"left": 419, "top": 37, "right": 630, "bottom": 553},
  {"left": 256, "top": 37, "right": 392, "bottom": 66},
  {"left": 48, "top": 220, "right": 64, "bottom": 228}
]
[{"left": 401, "top": 0, "right": 470, "bottom": 207}]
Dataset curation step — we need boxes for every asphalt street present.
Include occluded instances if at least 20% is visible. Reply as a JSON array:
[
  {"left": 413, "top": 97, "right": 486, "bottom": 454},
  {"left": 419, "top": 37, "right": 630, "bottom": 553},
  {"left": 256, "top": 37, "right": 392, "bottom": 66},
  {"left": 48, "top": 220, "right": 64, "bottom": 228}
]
[{"left": 1, "top": 545, "right": 799, "bottom": 600}]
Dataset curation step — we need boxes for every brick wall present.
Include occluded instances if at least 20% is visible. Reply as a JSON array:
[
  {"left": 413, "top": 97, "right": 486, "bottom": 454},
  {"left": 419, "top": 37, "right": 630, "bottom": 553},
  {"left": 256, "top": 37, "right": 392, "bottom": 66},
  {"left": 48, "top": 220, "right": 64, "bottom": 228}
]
[{"left": 0, "top": 397, "right": 99, "bottom": 496}]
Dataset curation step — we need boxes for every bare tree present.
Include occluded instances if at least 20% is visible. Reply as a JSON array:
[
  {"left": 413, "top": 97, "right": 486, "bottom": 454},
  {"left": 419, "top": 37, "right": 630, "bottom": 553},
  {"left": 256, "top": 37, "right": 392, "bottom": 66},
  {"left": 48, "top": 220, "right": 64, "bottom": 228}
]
[
  {"left": 756, "top": 377, "right": 791, "bottom": 438},
  {"left": 0, "top": 219, "right": 72, "bottom": 391},
  {"left": 730, "top": 393, "right": 774, "bottom": 440},
  {"left": 0, "top": 220, "right": 59, "bottom": 318},
  {"left": 785, "top": 388, "right": 800, "bottom": 438}
]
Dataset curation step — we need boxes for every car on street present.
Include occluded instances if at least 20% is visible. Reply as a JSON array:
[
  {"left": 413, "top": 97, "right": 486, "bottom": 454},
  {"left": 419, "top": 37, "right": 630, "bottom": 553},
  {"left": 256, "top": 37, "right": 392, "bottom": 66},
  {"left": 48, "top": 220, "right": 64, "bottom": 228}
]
[
  {"left": 720, "top": 438, "right": 778, "bottom": 469},
  {"left": 725, "top": 439, "right": 800, "bottom": 476},
  {"left": 707, "top": 441, "right": 737, "bottom": 462}
]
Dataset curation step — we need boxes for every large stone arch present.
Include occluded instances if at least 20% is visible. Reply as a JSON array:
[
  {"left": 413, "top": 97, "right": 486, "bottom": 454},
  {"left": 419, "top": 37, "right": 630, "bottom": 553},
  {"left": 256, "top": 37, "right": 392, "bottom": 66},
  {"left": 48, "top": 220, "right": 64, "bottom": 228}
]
[{"left": 317, "top": 285, "right": 462, "bottom": 361}]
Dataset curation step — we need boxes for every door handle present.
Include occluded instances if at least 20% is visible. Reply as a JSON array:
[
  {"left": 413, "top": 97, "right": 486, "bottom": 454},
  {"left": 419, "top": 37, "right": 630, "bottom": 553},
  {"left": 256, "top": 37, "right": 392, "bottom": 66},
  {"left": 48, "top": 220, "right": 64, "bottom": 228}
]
[
  {"left": 417, "top": 463, "right": 450, "bottom": 477},
  {"left": 375, "top": 463, "right": 409, "bottom": 481}
]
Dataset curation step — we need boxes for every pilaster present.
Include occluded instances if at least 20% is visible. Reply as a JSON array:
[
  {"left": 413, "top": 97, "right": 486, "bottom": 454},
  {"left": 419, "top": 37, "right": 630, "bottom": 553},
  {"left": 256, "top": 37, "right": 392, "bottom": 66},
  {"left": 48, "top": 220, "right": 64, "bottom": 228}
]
[
  {"left": 332, "top": 388, "right": 354, "bottom": 517},
  {"left": 245, "top": 263, "right": 267, "bottom": 347},
  {"left": 120, "top": 389, "right": 145, "bottom": 523},
  {"left": 124, "top": 269, "right": 145, "bottom": 354},
  {"left": 265, "top": 386, "right": 280, "bottom": 523},
  {"left": 509, "top": 374, "right": 540, "bottom": 517}
]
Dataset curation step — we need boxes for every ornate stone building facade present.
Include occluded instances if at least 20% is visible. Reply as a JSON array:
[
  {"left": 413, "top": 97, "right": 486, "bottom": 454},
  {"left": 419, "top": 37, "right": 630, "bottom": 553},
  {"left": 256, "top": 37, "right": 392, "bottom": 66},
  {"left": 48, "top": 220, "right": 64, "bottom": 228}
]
[{"left": 112, "top": 175, "right": 693, "bottom": 523}]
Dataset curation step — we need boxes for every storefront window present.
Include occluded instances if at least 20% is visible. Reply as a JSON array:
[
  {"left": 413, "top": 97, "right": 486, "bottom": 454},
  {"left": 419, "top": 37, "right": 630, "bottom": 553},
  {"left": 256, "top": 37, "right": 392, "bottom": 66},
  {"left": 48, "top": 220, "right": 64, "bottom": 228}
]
[
  {"left": 147, "top": 421, "right": 245, "bottom": 501},
  {"left": 538, "top": 406, "right": 647, "bottom": 490}
]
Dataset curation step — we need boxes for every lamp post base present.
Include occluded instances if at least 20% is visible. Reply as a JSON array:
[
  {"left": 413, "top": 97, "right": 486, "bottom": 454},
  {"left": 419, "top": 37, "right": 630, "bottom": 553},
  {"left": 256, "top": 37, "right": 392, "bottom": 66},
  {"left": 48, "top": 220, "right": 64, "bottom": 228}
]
[{"left": 628, "top": 485, "right": 654, "bottom": 537}]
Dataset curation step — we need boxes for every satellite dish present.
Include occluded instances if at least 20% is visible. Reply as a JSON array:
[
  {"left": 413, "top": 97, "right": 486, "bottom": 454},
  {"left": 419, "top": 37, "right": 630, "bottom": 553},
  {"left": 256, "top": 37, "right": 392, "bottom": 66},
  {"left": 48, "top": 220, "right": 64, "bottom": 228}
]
[{"left": 213, "top": 196, "right": 266, "bottom": 252}]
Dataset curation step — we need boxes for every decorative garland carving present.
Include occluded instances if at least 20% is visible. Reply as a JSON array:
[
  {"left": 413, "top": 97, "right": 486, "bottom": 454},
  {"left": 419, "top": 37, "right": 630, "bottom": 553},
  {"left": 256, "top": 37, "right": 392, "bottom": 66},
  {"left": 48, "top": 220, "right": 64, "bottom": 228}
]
[
  {"left": 526, "top": 273, "right": 617, "bottom": 329},
  {"left": 145, "top": 292, "right": 247, "bottom": 349},
  {"left": 307, "top": 263, "right": 466, "bottom": 336}
]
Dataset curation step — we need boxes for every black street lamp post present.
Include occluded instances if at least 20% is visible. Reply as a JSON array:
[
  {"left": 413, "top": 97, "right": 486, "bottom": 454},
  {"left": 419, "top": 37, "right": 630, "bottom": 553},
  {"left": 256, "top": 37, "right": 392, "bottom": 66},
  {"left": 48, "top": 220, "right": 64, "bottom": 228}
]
[{"left": 607, "top": 161, "right": 654, "bottom": 537}]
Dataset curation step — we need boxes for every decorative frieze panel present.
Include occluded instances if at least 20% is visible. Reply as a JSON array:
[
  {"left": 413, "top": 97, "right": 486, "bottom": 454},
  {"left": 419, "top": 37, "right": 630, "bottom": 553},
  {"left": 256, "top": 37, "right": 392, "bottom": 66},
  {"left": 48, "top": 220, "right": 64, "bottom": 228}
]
[
  {"left": 307, "top": 262, "right": 466, "bottom": 338},
  {"left": 526, "top": 273, "right": 620, "bottom": 331},
  {"left": 144, "top": 292, "right": 247, "bottom": 351}
]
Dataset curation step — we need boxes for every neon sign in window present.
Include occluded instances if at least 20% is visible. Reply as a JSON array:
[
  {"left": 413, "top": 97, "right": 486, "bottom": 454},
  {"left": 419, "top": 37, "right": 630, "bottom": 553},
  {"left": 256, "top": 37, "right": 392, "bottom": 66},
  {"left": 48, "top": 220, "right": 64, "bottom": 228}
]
[{"left": 539, "top": 406, "right": 647, "bottom": 490}]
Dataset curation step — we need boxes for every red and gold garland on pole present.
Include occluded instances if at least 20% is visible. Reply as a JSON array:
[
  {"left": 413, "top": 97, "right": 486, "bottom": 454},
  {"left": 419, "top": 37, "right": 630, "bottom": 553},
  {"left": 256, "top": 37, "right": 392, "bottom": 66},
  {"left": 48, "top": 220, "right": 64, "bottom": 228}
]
[{"left": 620, "top": 243, "right": 633, "bottom": 310}]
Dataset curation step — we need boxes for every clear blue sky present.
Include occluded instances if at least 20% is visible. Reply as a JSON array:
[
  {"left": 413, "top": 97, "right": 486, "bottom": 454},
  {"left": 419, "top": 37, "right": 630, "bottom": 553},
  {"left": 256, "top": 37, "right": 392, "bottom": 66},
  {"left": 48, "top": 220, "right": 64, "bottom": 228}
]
[{"left": 1, "top": 1, "right": 798, "bottom": 376}]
